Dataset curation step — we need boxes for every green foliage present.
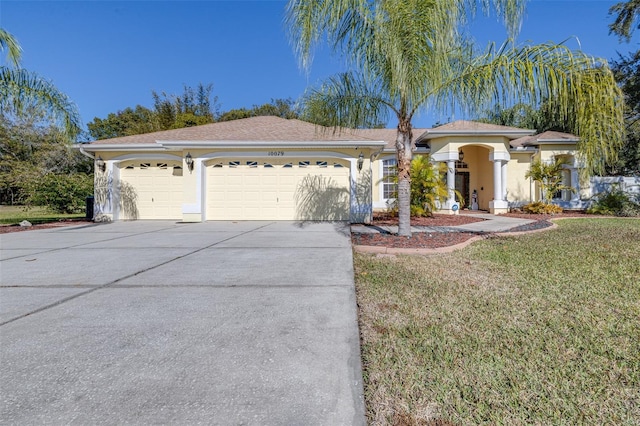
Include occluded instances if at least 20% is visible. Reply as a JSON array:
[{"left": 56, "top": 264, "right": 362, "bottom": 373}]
[
  {"left": 0, "top": 114, "right": 91, "bottom": 205},
  {"left": 0, "top": 29, "right": 81, "bottom": 140},
  {"left": 87, "top": 83, "right": 218, "bottom": 140},
  {"left": 87, "top": 105, "right": 158, "bottom": 140},
  {"left": 218, "top": 98, "right": 299, "bottom": 122},
  {"left": 480, "top": 99, "right": 577, "bottom": 134},
  {"left": 609, "top": 0, "right": 640, "bottom": 42},
  {"left": 525, "top": 157, "right": 574, "bottom": 203},
  {"left": 587, "top": 185, "right": 640, "bottom": 216},
  {"left": 608, "top": 51, "right": 640, "bottom": 175},
  {"left": 387, "top": 155, "right": 454, "bottom": 217},
  {"left": 23, "top": 173, "right": 93, "bottom": 214},
  {"left": 522, "top": 201, "right": 563, "bottom": 214}
]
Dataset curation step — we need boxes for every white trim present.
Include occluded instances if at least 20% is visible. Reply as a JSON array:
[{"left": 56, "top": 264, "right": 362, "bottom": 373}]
[
  {"left": 82, "top": 144, "right": 166, "bottom": 151},
  {"left": 489, "top": 151, "right": 511, "bottom": 162},
  {"left": 431, "top": 151, "right": 459, "bottom": 162},
  {"left": 160, "top": 140, "right": 387, "bottom": 149},
  {"left": 182, "top": 159, "right": 204, "bottom": 215},
  {"left": 374, "top": 155, "right": 397, "bottom": 210}
]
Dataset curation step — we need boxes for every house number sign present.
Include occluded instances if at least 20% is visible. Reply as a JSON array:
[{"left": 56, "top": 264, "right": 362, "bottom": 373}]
[{"left": 267, "top": 151, "right": 285, "bottom": 156}]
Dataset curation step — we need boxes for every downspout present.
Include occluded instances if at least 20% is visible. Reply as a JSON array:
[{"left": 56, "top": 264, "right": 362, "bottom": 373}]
[{"left": 78, "top": 144, "right": 95, "bottom": 160}]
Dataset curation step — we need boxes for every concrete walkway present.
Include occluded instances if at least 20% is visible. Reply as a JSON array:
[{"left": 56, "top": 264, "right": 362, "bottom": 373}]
[
  {"left": 0, "top": 221, "right": 364, "bottom": 425},
  {"left": 351, "top": 213, "right": 536, "bottom": 234}
]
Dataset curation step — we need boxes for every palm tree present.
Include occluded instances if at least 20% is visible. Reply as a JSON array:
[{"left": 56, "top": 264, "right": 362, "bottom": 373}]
[
  {"left": 286, "top": 0, "right": 624, "bottom": 236},
  {"left": 0, "top": 29, "right": 81, "bottom": 138}
]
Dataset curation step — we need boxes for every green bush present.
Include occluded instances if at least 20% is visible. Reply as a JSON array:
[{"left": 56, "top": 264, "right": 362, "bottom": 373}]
[
  {"left": 522, "top": 201, "right": 564, "bottom": 214},
  {"left": 24, "top": 173, "right": 94, "bottom": 214},
  {"left": 587, "top": 186, "right": 640, "bottom": 217}
]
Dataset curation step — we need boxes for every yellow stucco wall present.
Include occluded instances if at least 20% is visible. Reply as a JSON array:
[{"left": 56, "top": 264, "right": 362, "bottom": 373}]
[{"left": 507, "top": 152, "right": 534, "bottom": 203}]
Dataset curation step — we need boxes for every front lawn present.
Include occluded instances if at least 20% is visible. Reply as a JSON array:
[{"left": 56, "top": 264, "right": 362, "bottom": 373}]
[
  {"left": 355, "top": 218, "right": 640, "bottom": 425},
  {"left": 0, "top": 205, "right": 85, "bottom": 225}
]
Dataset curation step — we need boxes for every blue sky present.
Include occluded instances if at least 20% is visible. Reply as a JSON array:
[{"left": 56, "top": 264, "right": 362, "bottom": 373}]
[{"left": 1, "top": 0, "right": 638, "bottom": 130}]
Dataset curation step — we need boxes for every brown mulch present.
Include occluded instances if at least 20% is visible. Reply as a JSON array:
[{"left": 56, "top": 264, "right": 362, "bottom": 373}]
[
  {"left": 353, "top": 211, "right": 592, "bottom": 250},
  {"left": 0, "top": 219, "right": 92, "bottom": 234}
]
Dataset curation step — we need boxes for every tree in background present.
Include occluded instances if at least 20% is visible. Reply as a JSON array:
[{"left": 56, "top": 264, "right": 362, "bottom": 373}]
[
  {"left": 152, "top": 83, "right": 218, "bottom": 129},
  {"left": 609, "top": 0, "right": 640, "bottom": 42},
  {"left": 217, "top": 98, "right": 299, "bottom": 122},
  {"left": 0, "top": 112, "right": 92, "bottom": 207},
  {"left": 609, "top": 53, "right": 640, "bottom": 175},
  {"left": 287, "top": 0, "right": 624, "bottom": 236},
  {"left": 87, "top": 83, "right": 219, "bottom": 140},
  {"left": 608, "top": 1, "right": 640, "bottom": 175},
  {"left": 1, "top": 29, "right": 91, "bottom": 213}
]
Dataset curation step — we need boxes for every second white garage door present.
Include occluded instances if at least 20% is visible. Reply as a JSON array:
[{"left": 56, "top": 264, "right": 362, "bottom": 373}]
[{"left": 207, "top": 159, "right": 350, "bottom": 221}]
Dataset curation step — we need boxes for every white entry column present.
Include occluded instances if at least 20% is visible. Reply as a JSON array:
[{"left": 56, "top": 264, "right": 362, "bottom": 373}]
[
  {"left": 430, "top": 151, "right": 460, "bottom": 215},
  {"left": 489, "top": 151, "right": 510, "bottom": 214}
]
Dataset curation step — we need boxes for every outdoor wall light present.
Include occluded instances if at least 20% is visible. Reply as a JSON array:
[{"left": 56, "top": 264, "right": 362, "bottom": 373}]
[
  {"left": 458, "top": 150, "right": 465, "bottom": 161},
  {"left": 357, "top": 152, "right": 364, "bottom": 172},
  {"left": 185, "top": 152, "right": 194, "bottom": 173},
  {"left": 96, "top": 156, "right": 106, "bottom": 173}
]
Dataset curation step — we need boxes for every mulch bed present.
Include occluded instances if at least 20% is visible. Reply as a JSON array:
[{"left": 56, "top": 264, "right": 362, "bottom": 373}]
[
  {"left": 351, "top": 211, "right": 592, "bottom": 249},
  {"left": 0, "top": 219, "right": 92, "bottom": 234}
]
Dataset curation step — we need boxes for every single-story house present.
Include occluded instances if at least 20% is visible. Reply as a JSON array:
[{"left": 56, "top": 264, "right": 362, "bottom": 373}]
[{"left": 79, "top": 116, "right": 586, "bottom": 223}]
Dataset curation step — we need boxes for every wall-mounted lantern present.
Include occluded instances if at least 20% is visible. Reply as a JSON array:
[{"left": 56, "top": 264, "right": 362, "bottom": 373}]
[
  {"left": 458, "top": 150, "right": 465, "bottom": 162},
  {"left": 96, "top": 156, "right": 106, "bottom": 173},
  {"left": 357, "top": 152, "right": 364, "bottom": 172},
  {"left": 185, "top": 152, "right": 194, "bottom": 173}
]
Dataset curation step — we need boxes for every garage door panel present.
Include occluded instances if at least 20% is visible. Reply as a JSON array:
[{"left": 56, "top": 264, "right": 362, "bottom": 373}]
[
  {"left": 207, "top": 159, "right": 350, "bottom": 221},
  {"left": 120, "top": 161, "right": 183, "bottom": 220}
]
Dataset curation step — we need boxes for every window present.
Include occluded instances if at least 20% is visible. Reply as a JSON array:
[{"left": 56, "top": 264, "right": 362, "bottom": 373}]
[
  {"left": 229, "top": 161, "right": 240, "bottom": 168},
  {"left": 316, "top": 161, "right": 328, "bottom": 168},
  {"left": 157, "top": 163, "right": 168, "bottom": 169},
  {"left": 382, "top": 159, "right": 397, "bottom": 199},
  {"left": 247, "top": 161, "right": 258, "bottom": 168},
  {"left": 455, "top": 160, "right": 468, "bottom": 169},
  {"left": 263, "top": 163, "right": 274, "bottom": 168},
  {"left": 299, "top": 161, "right": 310, "bottom": 168}
]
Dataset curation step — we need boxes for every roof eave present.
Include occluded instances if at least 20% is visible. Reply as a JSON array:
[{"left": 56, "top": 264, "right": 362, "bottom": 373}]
[
  {"left": 78, "top": 143, "right": 166, "bottom": 151},
  {"left": 159, "top": 140, "right": 387, "bottom": 149},
  {"left": 422, "top": 130, "right": 535, "bottom": 140}
]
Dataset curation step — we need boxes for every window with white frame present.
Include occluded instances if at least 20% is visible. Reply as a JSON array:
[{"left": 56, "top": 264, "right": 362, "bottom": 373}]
[{"left": 382, "top": 158, "right": 397, "bottom": 200}]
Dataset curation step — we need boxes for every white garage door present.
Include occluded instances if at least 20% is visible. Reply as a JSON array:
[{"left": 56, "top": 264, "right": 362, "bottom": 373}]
[
  {"left": 207, "top": 159, "right": 351, "bottom": 221},
  {"left": 119, "top": 161, "right": 183, "bottom": 220}
]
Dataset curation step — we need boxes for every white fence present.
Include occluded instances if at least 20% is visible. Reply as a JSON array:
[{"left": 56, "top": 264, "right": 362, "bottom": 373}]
[{"left": 590, "top": 176, "right": 640, "bottom": 199}]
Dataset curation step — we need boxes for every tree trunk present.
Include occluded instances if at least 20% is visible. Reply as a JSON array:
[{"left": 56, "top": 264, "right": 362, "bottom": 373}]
[{"left": 396, "top": 120, "right": 413, "bottom": 237}]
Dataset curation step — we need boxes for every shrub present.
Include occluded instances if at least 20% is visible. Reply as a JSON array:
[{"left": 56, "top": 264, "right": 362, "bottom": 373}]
[
  {"left": 24, "top": 173, "right": 94, "bottom": 214},
  {"left": 522, "top": 201, "right": 564, "bottom": 214},
  {"left": 587, "top": 185, "right": 640, "bottom": 216}
]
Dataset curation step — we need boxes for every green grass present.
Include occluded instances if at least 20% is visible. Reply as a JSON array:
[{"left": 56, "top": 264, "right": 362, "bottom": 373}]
[
  {"left": 0, "top": 205, "right": 85, "bottom": 225},
  {"left": 355, "top": 218, "right": 640, "bottom": 425}
]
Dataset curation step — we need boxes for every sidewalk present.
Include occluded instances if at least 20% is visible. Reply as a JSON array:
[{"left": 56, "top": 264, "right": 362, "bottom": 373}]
[{"left": 351, "top": 213, "right": 537, "bottom": 235}]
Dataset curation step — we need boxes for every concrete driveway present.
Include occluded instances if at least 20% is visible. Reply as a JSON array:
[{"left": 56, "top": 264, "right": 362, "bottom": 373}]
[{"left": 0, "top": 221, "right": 365, "bottom": 425}]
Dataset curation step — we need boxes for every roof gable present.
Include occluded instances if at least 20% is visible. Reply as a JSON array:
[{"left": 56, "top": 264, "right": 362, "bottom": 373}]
[
  {"left": 87, "top": 116, "right": 384, "bottom": 145},
  {"left": 510, "top": 130, "right": 579, "bottom": 148}
]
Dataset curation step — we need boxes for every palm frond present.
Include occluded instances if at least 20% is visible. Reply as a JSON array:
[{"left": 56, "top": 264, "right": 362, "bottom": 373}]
[
  {"left": 0, "top": 29, "right": 22, "bottom": 67},
  {"left": 0, "top": 67, "right": 82, "bottom": 139},
  {"left": 301, "top": 72, "right": 391, "bottom": 129},
  {"left": 431, "top": 42, "right": 624, "bottom": 175}
]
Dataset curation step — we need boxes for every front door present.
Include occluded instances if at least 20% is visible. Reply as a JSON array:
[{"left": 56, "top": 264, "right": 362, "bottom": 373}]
[{"left": 455, "top": 171, "right": 470, "bottom": 208}]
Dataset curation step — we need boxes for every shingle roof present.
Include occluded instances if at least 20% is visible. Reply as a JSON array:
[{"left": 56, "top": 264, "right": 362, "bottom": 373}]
[
  {"left": 352, "top": 128, "right": 429, "bottom": 149},
  {"left": 510, "top": 130, "right": 579, "bottom": 148},
  {"left": 431, "top": 120, "right": 531, "bottom": 132},
  {"left": 87, "top": 116, "right": 385, "bottom": 145}
]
